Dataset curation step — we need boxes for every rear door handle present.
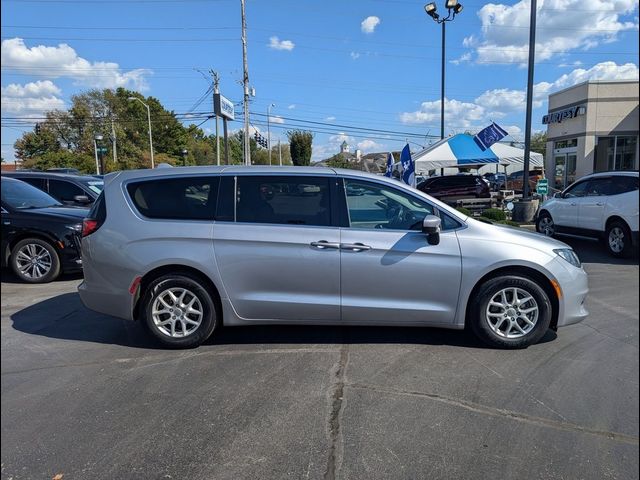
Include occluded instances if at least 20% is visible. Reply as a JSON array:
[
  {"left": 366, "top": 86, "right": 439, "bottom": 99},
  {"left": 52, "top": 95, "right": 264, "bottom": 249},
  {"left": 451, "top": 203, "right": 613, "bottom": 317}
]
[
  {"left": 596, "top": 202, "right": 604, "bottom": 206},
  {"left": 341, "top": 243, "right": 372, "bottom": 251},
  {"left": 310, "top": 240, "right": 340, "bottom": 249},
  {"left": 570, "top": 202, "right": 577, "bottom": 206}
]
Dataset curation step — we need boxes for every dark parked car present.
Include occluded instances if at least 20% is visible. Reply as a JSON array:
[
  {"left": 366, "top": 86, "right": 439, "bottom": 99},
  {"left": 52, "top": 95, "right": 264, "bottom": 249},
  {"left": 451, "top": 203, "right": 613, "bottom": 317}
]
[
  {"left": 1, "top": 177, "right": 87, "bottom": 283},
  {"left": 483, "top": 172, "right": 507, "bottom": 191},
  {"left": 47, "top": 168, "right": 81, "bottom": 175},
  {"left": 2, "top": 171, "right": 103, "bottom": 207},
  {"left": 417, "top": 174, "right": 491, "bottom": 200}
]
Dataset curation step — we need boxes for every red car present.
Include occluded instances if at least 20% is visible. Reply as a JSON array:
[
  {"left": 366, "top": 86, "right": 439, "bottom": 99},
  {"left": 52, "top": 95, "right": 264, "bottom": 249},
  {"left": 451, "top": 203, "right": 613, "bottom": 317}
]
[{"left": 417, "top": 174, "right": 491, "bottom": 200}]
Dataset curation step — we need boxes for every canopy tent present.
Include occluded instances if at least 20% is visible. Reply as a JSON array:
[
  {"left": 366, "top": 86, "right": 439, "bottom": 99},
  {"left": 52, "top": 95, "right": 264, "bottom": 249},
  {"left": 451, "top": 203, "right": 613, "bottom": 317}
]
[{"left": 412, "top": 134, "right": 543, "bottom": 173}]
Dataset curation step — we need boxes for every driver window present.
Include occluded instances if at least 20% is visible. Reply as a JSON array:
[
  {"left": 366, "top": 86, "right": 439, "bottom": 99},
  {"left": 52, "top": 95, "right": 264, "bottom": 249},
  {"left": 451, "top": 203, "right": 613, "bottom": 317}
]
[
  {"left": 344, "top": 179, "right": 433, "bottom": 230},
  {"left": 563, "top": 181, "right": 589, "bottom": 198}
]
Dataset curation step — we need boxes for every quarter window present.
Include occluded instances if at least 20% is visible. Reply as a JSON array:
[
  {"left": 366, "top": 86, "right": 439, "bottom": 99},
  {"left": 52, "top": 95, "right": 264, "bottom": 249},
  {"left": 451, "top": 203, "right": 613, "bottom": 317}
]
[
  {"left": 235, "top": 176, "right": 331, "bottom": 226},
  {"left": 344, "top": 179, "right": 434, "bottom": 230},
  {"left": 127, "top": 177, "right": 218, "bottom": 220}
]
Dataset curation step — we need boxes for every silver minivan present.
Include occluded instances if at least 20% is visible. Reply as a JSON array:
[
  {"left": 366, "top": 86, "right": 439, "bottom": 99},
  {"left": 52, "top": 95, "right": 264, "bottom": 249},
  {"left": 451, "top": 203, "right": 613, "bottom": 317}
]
[{"left": 78, "top": 166, "right": 588, "bottom": 349}]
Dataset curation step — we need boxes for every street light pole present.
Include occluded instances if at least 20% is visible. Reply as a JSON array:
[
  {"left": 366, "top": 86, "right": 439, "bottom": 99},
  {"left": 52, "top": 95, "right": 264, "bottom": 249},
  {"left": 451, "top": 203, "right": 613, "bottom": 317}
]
[
  {"left": 424, "top": 0, "right": 463, "bottom": 142},
  {"left": 267, "top": 103, "right": 275, "bottom": 165},
  {"left": 128, "top": 96, "right": 155, "bottom": 169},
  {"left": 240, "top": 0, "right": 251, "bottom": 166},
  {"left": 440, "top": 21, "right": 445, "bottom": 141},
  {"left": 93, "top": 134, "right": 103, "bottom": 175},
  {"left": 522, "top": 0, "right": 537, "bottom": 200}
]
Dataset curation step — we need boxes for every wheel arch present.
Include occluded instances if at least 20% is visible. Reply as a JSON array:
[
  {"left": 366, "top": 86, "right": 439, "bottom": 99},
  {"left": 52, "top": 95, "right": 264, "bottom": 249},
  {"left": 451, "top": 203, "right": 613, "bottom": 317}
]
[
  {"left": 133, "top": 264, "right": 223, "bottom": 325},
  {"left": 465, "top": 265, "right": 560, "bottom": 331},
  {"left": 5, "top": 232, "right": 61, "bottom": 265},
  {"left": 605, "top": 215, "right": 630, "bottom": 232}
]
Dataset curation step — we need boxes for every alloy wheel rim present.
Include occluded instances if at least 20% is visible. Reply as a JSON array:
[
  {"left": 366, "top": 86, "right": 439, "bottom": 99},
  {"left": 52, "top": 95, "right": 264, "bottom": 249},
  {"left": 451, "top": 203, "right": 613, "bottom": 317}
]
[
  {"left": 609, "top": 227, "right": 625, "bottom": 253},
  {"left": 539, "top": 217, "right": 554, "bottom": 236},
  {"left": 151, "top": 287, "right": 203, "bottom": 338},
  {"left": 15, "top": 243, "right": 52, "bottom": 279},
  {"left": 485, "top": 287, "right": 539, "bottom": 339}
]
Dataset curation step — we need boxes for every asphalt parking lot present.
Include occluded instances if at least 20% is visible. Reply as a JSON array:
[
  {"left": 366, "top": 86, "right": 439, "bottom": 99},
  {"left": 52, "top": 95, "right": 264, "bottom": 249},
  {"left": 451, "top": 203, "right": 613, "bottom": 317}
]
[{"left": 1, "top": 236, "right": 638, "bottom": 480}]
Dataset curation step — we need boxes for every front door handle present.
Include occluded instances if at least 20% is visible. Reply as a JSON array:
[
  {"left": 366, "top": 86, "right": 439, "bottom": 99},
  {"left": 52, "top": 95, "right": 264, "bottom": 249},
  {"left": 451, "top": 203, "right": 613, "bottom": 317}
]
[
  {"left": 570, "top": 202, "right": 577, "bottom": 206},
  {"left": 310, "top": 240, "right": 340, "bottom": 249},
  {"left": 341, "top": 243, "right": 372, "bottom": 251},
  {"left": 596, "top": 202, "right": 604, "bottom": 206}
]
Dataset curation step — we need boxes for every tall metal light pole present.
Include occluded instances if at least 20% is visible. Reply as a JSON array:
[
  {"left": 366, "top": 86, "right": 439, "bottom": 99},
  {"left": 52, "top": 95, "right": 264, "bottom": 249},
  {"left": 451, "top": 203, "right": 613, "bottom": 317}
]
[
  {"left": 522, "top": 0, "right": 537, "bottom": 200},
  {"left": 93, "top": 134, "right": 103, "bottom": 175},
  {"left": 128, "top": 96, "right": 155, "bottom": 169},
  {"left": 211, "top": 70, "right": 221, "bottom": 166},
  {"left": 267, "top": 103, "right": 275, "bottom": 165},
  {"left": 424, "top": 1, "right": 463, "bottom": 141},
  {"left": 240, "top": 0, "right": 251, "bottom": 166}
]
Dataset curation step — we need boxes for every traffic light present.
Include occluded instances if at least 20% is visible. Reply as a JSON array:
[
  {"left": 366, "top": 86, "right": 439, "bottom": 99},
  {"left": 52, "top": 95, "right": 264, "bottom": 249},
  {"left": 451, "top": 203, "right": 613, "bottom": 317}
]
[{"left": 34, "top": 123, "right": 41, "bottom": 134}]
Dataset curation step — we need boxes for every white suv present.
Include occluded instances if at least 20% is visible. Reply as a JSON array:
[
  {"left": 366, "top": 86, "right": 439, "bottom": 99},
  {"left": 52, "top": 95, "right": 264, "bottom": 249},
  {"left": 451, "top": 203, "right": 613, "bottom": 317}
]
[{"left": 536, "top": 171, "right": 639, "bottom": 257}]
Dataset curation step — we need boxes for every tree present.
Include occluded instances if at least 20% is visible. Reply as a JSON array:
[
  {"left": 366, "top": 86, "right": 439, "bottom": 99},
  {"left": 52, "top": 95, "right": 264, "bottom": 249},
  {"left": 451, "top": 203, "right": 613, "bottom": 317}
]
[
  {"left": 325, "top": 153, "right": 358, "bottom": 170},
  {"left": 530, "top": 132, "right": 547, "bottom": 158},
  {"left": 287, "top": 130, "right": 313, "bottom": 166}
]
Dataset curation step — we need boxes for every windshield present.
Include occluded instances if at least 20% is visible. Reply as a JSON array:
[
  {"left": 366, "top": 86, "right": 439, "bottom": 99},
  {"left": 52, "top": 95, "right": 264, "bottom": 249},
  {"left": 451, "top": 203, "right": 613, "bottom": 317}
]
[
  {"left": 1, "top": 179, "right": 63, "bottom": 209},
  {"left": 84, "top": 180, "right": 104, "bottom": 195}
]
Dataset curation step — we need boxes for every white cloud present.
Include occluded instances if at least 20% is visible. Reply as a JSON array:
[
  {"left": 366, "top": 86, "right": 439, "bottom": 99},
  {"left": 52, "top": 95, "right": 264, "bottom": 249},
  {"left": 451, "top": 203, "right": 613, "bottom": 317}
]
[
  {"left": 450, "top": 53, "right": 471, "bottom": 65},
  {"left": 269, "top": 115, "right": 285, "bottom": 124},
  {"left": 399, "top": 61, "right": 639, "bottom": 131},
  {"left": 467, "top": 0, "right": 638, "bottom": 64},
  {"left": 357, "top": 139, "right": 383, "bottom": 151},
  {"left": 361, "top": 16, "right": 381, "bottom": 34},
  {"left": 1, "top": 38, "right": 151, "bottom": 90},
  {"left": 268, "top": 36, "right": 295, "bottom": 51},
  {"left": 350, "top": 51, "right": 361, "bottom": 60},
  {"left": 287, "top": 104, "right": 296, "bottom": 109},
  {"left": 325, "top": 116, "right": 336, "bottom": 121},
  {"left": 400, "top": 98, "right": 485, "bottom": 128},
  {"left": 1, "top": 80, "right": 65, "bottom": 116}
]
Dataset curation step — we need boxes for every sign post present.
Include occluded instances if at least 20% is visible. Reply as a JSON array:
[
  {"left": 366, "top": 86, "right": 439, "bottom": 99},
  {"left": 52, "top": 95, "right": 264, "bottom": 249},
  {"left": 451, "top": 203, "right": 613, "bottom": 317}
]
[{"left": 214, "top": 93, "right": 235, "bottom": 165}]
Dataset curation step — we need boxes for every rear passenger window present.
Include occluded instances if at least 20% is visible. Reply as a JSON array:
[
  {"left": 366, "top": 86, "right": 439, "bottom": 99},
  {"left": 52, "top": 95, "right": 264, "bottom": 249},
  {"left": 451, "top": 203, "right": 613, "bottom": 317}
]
[
  {"left": 609, "top": 176, "right": 638, "bottom": 195},
  {"left": 127, "top": 177, "right": 218, "bottom": 220},
  {"left": 235, "top": 176, "right": 331, "bottom": 226}
]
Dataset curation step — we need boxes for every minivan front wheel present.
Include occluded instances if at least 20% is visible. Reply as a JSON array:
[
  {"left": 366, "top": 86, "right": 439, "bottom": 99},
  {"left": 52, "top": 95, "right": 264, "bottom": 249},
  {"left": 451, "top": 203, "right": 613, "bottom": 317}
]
[
  {"left": 143, "top": 274, "right": 218, "bottom": 348},
  {"left": 470, "top": 276, "right": 552, "bottom": 349}
]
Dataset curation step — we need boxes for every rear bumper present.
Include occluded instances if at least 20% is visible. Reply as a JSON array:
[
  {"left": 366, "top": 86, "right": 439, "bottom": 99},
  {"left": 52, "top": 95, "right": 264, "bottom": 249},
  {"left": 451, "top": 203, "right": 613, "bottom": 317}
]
[{"left": 78, "top": 280, "right": 135, "bottom": 320}]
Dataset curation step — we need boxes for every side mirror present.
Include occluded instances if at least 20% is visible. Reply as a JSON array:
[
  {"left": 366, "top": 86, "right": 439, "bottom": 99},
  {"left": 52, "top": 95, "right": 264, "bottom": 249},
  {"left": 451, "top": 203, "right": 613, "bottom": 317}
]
[
  {"left": 73, "top": 195, "right": 91, "bottom": 204},
  {"left": 422, "top": 214, "right": 441, "bottom": 245},
  {"left": 554, "top": 192, "right": 563, "bottom": 199}
]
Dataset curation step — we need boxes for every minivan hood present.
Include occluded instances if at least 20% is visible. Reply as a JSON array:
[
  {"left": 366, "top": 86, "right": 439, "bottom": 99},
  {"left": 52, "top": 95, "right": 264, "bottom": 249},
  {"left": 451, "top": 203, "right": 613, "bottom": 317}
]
[{"left": 465, "top": 217, "right": 571, "bottom": 253}]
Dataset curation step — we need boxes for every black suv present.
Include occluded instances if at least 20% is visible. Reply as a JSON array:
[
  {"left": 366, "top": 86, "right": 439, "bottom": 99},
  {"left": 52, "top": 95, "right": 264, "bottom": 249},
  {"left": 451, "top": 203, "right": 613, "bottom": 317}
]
[
  {"left": 3, "top": 171, "right": 103, "bottom": 207},
  {"left": 417, "top": 174, "right": 491, "bottom": 200},
  {"left": 1, "top": 177, "right": 87, "bottom": 283}
]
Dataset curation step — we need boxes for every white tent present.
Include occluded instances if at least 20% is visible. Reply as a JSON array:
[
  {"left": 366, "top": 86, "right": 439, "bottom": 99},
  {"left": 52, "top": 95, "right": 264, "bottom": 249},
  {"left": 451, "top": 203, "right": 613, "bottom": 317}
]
[{"left": 413, "top": 134, "right": 544, "bottom": 176}]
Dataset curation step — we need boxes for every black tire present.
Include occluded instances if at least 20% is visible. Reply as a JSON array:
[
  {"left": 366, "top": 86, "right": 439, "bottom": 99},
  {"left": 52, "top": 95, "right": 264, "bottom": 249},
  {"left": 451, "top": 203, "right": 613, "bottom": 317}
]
[
  {"left": 469, "top": 276, "right": 552, "bottom": 349},
  {"left": 605, "top": 220, "right": 633, "bottom": 258},
  {"left": 536, "top": 211, "right": 555, "bottom": 237},
  {"left": 10, "top": 238, "right": 61, "bottom": 283},
  {"left": 142, "top": 273, "right": 218, "bottom": 348}
]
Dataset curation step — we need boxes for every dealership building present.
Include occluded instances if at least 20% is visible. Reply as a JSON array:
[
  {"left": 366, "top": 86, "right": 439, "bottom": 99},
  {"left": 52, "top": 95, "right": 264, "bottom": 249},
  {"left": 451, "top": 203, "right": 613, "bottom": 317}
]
[{"left": 543, "top": 80, "right": 639, "bottom": 190}]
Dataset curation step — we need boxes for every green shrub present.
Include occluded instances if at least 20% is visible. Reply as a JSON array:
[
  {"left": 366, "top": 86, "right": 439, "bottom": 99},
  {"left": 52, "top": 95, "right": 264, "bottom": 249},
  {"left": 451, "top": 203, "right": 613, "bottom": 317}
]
[
  {"left": 456, "top": 207, "right": 472, "bottom": 216},
  {"left": 476, "top": 217, "right": 494, "bottom": 224},
  {"left": 482, "top": 208, "right": 507, "bottom": 221}
]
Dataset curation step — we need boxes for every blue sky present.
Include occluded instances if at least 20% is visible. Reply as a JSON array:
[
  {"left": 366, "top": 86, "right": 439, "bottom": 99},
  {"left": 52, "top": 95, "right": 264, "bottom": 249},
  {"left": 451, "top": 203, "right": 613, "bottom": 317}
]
[{"left": 1, "top": 0, "right": 639, "bottom": 162}]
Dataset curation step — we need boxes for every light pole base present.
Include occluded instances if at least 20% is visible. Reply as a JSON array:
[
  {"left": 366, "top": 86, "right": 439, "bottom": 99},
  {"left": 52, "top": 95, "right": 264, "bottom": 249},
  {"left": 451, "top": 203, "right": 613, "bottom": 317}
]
[{"left": 512, "top": 199, "right": 539, "bottom": 223}]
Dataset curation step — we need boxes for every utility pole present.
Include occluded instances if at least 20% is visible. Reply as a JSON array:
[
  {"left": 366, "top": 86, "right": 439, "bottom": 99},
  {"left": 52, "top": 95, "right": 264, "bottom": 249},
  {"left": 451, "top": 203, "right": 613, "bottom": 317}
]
[
  {"left": 522, "top": 0, "right": 537, "bottom": 200},
  {"left": 240, "top": 0, "right": 251, "bottom": 166},
  {"left": 278, "top": 137, "right": 282, "bottom": 166},
  {"left": 211, "top": 70, "right": 221, "bottom": 166},
  {"left": 267, "top": 103, "right": 275, "bottom": 165},
  {"left": 110, "top": 117, "right": 117, "bottom": 164}
]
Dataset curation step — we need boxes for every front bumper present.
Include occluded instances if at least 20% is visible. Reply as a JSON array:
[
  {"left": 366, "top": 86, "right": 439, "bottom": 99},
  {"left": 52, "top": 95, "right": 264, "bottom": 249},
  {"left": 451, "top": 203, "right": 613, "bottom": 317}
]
[{"left": 550, "top": 257, "right": 589, "bottom": 327}]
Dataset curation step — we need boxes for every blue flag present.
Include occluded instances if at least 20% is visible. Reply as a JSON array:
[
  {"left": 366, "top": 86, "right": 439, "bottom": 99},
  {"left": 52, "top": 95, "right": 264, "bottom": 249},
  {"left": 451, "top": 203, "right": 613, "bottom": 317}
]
[
  {"left": 384, "top": 152, "right": 394, "bottom": 177},
  {"left": 400, "top": 144, "right": 415, "bottom": 187},
  {"left": 473, "top": 122, "right": 509, "bottom": 151}
]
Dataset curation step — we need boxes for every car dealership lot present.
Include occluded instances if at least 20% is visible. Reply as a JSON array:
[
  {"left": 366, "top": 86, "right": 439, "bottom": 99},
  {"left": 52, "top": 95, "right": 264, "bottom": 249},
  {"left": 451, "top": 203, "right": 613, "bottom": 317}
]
[{"left": 1, "top": 237, "right": 638, "bottom": 480}]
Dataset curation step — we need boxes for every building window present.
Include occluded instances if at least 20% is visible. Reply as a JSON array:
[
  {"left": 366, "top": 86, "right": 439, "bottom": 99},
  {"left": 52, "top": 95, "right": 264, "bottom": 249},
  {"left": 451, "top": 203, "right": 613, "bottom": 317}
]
[
  {"left": 594, "top": 136, "right": 637, "bottom": 172},
  {"left": 554, "top": 139, "right": 578, "bottom": 149}
]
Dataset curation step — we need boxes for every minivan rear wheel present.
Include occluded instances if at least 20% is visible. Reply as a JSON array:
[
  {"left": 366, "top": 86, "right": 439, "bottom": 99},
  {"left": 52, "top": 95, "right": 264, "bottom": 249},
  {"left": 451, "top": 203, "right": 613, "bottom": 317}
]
[
  {"left": 470, "top": 276, "right": 552, "bottom": 349},
  {"left": 142, "top": 274, "right": 218, "bottom": 348}
]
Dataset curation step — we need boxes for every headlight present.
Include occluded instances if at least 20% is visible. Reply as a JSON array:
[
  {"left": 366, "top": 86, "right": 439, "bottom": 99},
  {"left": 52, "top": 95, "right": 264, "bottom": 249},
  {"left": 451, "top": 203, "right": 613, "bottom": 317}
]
[
  {"left": 554, "top": 248, "right": 581, "bottom": 268},
  {"left": 66, "top": 223, "right": 82, "bottom": 232}
]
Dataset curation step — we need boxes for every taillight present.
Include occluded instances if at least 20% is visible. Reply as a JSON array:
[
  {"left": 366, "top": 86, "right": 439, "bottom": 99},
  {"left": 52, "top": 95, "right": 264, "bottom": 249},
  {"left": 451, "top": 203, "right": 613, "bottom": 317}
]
[{"left": 82, "top": 218, "right": 100, "bottom": 237}]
